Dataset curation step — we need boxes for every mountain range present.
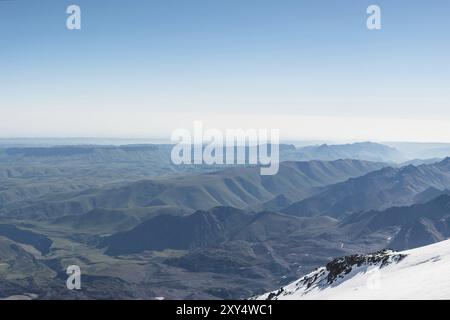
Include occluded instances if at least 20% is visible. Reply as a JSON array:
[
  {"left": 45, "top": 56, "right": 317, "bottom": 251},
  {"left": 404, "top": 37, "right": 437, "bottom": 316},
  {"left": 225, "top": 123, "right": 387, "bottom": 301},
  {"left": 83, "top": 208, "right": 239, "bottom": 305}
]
[
  {"left": 283, "top": 158, "right": 450, "bottom": 218},
  {"left": 2, "top": 142, "right": 450, "bottom": 299},
  {"left": 3, "top": 159, "right": 385, "bottom": 219},
  {"left": 287, "top": 142, "right": 405, "bottom": 163}
]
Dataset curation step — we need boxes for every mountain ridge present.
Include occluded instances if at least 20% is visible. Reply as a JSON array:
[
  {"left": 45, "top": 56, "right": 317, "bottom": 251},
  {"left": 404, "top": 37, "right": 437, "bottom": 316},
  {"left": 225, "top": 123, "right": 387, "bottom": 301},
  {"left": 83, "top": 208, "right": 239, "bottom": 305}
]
[
  {"left": 283, "top": 158, "right": 450, "bottom": 218},
  {"left": 253, "top": 239, "right": 450, "bottom": 300}
]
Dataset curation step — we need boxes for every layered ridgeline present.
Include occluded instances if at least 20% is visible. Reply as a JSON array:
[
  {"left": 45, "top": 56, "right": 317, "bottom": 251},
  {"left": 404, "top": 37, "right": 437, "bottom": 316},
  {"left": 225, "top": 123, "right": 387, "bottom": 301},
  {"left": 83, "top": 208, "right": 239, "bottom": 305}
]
[
  {"left": 340, "top": 193, "right": 450, "bottom": 250},
  {"left": 283, "top": 158, "right": 450, "bottom": 218},
  {"left": 2, "top": 142, "right": 450, "bottom": 299},
  {"left": 0, "top": 141, "right": 404, "bottom": 164},
  {"left": 4, "top": 159, "right": 386, "bottom": 219},
  {"left": 253, "top": 239, "right": 450, "bottom": 300},
  {"left": 95, "top": 173, "right": 450, "bottom": 298},
  {"left": 98, "top": 190, "right": 450, "bottom": 259},
  {"left": 0, "top": 141, "right": 406, "bottom": 209},
  {"left": 98, "top": 207, "right": 335, "bottom": 255},
  {"left": 286, "top": 142, "right": 405, "bottom": 163}
]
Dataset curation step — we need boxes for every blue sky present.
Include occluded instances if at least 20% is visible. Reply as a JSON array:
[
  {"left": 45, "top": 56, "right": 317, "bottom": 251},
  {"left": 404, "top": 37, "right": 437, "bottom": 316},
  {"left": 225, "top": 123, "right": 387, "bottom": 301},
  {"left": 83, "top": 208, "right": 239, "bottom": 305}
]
[{"left": 1, "top": 0, "right": 450, "bottom": 141}]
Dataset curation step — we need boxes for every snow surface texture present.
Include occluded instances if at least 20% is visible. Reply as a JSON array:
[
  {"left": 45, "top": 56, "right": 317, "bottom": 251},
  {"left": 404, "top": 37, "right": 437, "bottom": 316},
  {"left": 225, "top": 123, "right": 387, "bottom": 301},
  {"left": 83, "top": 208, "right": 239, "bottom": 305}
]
[{"left": 254, "top": 239, "right": 450, "bottom": 300}]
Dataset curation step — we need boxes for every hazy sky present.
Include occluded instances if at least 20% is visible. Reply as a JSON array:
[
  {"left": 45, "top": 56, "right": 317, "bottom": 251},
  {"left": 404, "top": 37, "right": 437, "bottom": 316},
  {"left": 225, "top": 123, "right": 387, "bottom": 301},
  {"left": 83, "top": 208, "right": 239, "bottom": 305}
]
[{"left": 1, "top": 0, "right": 450, "bottom": 142}]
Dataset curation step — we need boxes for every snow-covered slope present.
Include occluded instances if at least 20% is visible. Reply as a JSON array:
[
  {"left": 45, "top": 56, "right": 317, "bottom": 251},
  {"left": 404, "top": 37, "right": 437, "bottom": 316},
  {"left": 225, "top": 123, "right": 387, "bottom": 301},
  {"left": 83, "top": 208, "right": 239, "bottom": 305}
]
[{"left": 253, "top": 239, "right": 450, "bottom": 300}]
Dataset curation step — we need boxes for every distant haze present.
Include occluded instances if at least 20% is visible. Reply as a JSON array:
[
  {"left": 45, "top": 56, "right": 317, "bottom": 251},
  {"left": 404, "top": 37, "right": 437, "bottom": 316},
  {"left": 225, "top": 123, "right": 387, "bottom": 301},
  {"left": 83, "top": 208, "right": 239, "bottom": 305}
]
[{"left": 1, "top": 1, "right": 449, "bottom": 141}]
